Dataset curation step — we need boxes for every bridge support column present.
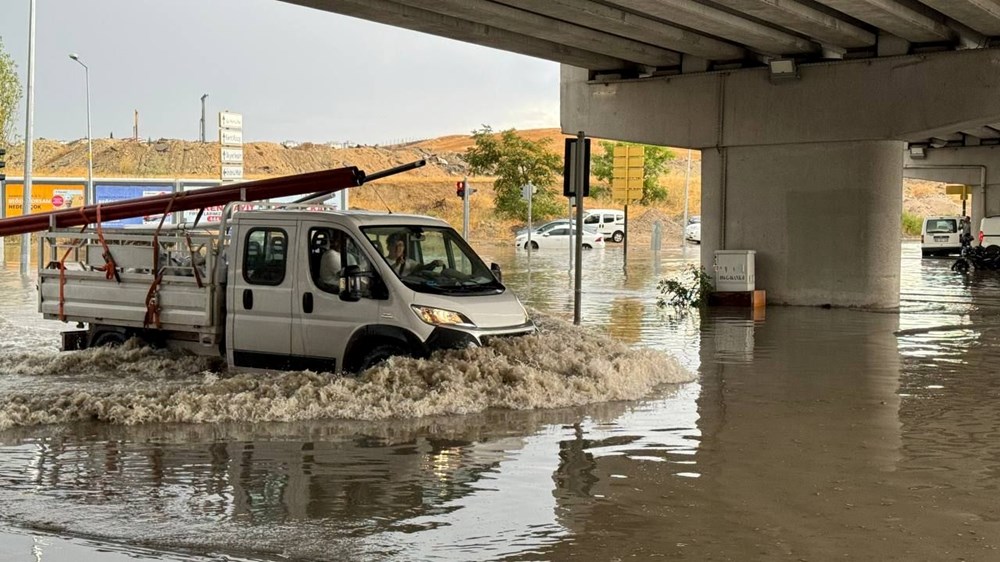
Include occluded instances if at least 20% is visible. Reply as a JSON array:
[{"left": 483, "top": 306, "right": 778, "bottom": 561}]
[{"left": 702, "top": 141, "right": 903, "bottom": 307}]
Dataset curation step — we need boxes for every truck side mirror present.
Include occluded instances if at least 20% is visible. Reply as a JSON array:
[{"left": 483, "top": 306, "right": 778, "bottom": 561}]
[
  {"left": 490, "top": 262, "right": 502, "bottom": 282},
  {"left": 339, "top": 265, "right": 363, "bottom": 302}
]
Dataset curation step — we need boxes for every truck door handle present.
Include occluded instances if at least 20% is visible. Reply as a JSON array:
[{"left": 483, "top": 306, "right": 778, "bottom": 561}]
[
  {"left": 303, "top": 292, "right": 313, "bottom": 314},
  {"left": 243, "top": 289, "right": 253, "bottom": 310}
]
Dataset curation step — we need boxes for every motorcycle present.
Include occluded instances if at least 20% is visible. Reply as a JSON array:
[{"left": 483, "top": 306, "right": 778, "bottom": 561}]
[{"left": 952, "top": 233, "right": 1000, "bottom": 272}]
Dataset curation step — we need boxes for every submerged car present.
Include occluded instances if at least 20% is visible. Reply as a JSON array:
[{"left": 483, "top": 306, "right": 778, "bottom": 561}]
[{"left": 515, "top": 225, "right": 605, "bottom": 250}]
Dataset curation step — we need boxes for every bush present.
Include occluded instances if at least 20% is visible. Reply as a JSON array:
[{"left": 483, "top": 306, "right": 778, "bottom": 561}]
[
  {"left": 656, "top": 265, "right": 714, "bottom": 309},
  {"left": 902, "top": 212, "right": 922, "bottom": 237}
]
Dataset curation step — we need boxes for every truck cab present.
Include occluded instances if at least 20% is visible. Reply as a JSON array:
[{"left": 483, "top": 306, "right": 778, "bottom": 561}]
[{"left": 227, "top": 209, "right": 534, "bottom": 373}]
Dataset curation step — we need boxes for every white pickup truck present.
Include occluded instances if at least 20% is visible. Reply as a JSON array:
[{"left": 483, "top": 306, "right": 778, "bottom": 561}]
[{"left": 38, "top": 203, "right": 534, "bottom": 373}]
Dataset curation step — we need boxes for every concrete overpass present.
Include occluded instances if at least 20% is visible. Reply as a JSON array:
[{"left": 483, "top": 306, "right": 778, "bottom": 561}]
[{"left": 283, "top": 0, "right": 1000, "bottom": 306}]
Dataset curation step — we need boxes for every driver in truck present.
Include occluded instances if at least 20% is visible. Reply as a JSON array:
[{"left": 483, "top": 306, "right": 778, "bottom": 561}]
[{"left": 386, "top": 232, "right": 442, "bottom": 276}]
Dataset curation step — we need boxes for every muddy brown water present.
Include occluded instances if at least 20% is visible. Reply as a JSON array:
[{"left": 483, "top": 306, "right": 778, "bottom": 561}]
[{"left": 0, "top": 241, "right": 998, "bottom": 561}]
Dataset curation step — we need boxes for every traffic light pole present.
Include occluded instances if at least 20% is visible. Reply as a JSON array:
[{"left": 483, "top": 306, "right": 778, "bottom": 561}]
[
  {"left": 462, "top": 176, "right": 470, "bottom": 239},
  {"left": 573, "top": 131, "right": 585, "bottom": 326}
]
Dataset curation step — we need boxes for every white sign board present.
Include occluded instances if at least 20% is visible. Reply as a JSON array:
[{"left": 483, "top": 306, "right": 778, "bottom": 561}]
[
  {"left": 221, "top": 165, "right": 244, "bottom": 180},
  {"left": 220, "top": 129, "right": 243, "bottom": 145},
  {"left": 221, "top": 147, "right": 244, "bottom": 164},
  {"left": 219, "top": 112, "right": 243, "bottom": 129}
]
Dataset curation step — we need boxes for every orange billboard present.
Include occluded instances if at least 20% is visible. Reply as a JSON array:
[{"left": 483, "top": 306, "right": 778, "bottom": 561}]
[{"left": 4, "top": 183, "right": 86, "bottom": 217}]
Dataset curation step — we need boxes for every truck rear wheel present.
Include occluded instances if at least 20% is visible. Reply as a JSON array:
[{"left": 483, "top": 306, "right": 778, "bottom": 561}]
[
  {"left": 612, "top": 231, "right": 625, "bottom": 243},
  {"left": 91, "top": 329, "right": 128, "bottom": 348},
  {"left": 357, "top": 342, "right": 409, "bottom": 372}
]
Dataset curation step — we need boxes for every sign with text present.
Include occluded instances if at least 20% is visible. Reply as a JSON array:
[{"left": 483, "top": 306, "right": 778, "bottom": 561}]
[
  {"left": 219, "top": 111, "right": 243, "bottom": 182},
  {"left": 221, "top": 165, "right": 244, "bottom": 180},
  {"left": 4, "top": 182, "right": 86, "bottom": 216},
  {"left": 219, "top": 112, "right": 243, "bottom": 129},
  {"left": 181, "top": 183, "right": 225, "bottom": 224},
  {"left": 220, "top": 129, "right": 243, "bottom": 145},
  {"left": 221, "top": 147, "right": 244, "bottom": 164},
  {"left": 94, "top": 184, "right": 174, "bottom": 227}
]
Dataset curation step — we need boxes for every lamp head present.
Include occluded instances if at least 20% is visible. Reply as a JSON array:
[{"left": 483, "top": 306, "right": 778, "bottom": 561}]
[{"left": 69, "top": 53, "right": 79, "bottom": 61}]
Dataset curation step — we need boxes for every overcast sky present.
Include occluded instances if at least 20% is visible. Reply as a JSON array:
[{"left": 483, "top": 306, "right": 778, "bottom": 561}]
[{"left": 0, "top": 0, "right": 561, "bottom": 145}]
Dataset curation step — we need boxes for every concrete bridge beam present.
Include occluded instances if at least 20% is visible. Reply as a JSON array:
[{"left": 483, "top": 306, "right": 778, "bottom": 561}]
[
  {"left": 903, "top": 145, "right": 1000, "bottom": 231},
  {"left": 561, "top": 50, "right": 1000, "bottom": 307}
]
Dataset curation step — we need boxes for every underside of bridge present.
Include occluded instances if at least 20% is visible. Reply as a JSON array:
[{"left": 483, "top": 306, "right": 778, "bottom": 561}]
[{"left": 283, "top": 0, "right": 1000, "bottom": 306}]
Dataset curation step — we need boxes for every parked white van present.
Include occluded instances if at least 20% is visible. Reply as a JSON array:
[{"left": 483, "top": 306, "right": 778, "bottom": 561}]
[
  {"left": 921, "top": 216, "right": 963, "bottom": 257},
  {"left": 979, "top": 216, "right": 1000, "bottom": 247},
  {"left": 583, "top": 209, "right": 626, "bottom": 243}
]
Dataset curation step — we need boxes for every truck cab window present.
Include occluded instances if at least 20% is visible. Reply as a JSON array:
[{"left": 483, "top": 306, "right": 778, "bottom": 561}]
[
  {"left": 244, "top": 228, "right": 288, "bottom": 285},
  {"left": 309, "top": 227, "right": 370, "bottom": 294},
  {"left": 362, "top": 225, "right": 504, "bottom": 295}
]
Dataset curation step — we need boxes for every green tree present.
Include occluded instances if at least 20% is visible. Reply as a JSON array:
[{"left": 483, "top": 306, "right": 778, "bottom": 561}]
[
  {"left": 592, "top": 141, "right": 675, "bottom": 204},
  {"left": 465, "top": 126, "right": 563, "bottom": 220},
  {"left": 0, "top": 36, "right": 22, "bottom": 144}
]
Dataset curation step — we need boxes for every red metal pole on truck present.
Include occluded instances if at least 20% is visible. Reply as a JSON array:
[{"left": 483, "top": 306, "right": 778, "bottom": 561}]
[{"left": 0, "top": 160, "right": 426, "bottom": 237}]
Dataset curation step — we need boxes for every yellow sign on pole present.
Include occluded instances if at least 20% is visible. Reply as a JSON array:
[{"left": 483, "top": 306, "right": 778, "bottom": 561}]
[
  {"left": 945, "top": 184, "right": 969, "bottom": 200},
  {"left": 612, "top": 145, "right": 644, "bottom": 204}
]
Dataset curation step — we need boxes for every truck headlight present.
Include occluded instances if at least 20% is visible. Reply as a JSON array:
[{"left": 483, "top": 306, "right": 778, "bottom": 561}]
[{"left": 411, "top": 305, "right": 476, "bottom": 327}]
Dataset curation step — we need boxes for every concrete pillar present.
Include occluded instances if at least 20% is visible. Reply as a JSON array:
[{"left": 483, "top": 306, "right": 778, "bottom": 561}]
[{"left": 702, "top": 141, "right": 903, "bottom": 307}]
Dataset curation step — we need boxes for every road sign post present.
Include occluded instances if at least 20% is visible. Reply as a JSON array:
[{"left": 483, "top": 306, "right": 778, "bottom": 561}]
[
  {"left": 219, "top": 111, "right": 243, "bottom": 183},
  {"left": 564, "top": 132, "right": 590, "bottom": 325},
  {"left": 612, "top": 144, "right": 645, "bottom": 265}
]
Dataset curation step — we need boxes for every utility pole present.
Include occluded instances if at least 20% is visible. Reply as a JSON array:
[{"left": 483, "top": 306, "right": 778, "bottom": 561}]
[
  {"left": 21, "top": 0, "right": 37, "bottom": 276},
  {"left": 682, "top": 149, "right": 692, "bottom": 248},
  {"left": 200, "top": 94, "right": 208, "bottom": 142}
]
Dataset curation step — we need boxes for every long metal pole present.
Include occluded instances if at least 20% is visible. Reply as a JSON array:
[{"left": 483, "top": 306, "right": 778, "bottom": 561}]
[
  {"left": 462, "top": 176, "right": 470, "bottom": 239},
  {"left": 85, "top": 65, "right": 93, "bottom": 206},
  {"left": 200, "top": 94, "right": 208, "bottom": 142},
  {"left": 20, "top": 0, "right": 36, "bottom": 275},
  {"left": 573, "top": 131, "right": 585, "bottom": 325},
  {"left": 526, "top": 182, "right": 533, "bottom": 251},
  {"left": 682, "top": 149, "right": 692, "bottom": 247}
]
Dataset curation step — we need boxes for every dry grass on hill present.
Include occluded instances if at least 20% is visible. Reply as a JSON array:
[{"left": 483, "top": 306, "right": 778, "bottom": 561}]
[{"left": 2, "top": 128, "right": 956, "bottom": 245}]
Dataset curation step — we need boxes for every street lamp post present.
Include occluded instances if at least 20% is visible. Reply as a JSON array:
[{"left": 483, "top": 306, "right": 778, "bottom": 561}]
[{"left": 69, "top": 53, "right": 93, "bottom": 206}]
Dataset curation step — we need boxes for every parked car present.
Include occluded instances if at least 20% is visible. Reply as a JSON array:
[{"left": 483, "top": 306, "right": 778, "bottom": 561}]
[
  {"left": 583, "top": 209, "right": 627, "bottom": 243},
  {"left": 921, "top": 216, "right": 962, "bottom": 257},
  {"left": 515, "top": 225, "right": 605, "bottom": 250},
  {"left": 685, "top": 221, "right": 701, "bottom": 244},
  {"left": 688, "top": 215, "right": 701, "bottom": 224},
  {"left": 515, "top": 219, "right": 569, "bottom": 237},
  {"left": 979, "top": 216, "right": 1000, "bottom": 247}
]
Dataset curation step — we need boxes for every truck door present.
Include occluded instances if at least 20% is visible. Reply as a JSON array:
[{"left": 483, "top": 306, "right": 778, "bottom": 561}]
[
  {"left": 292, "top": 224, "right": 380, "bottom": 372},
  {"left": 228, "top": 222, "right": 297, "bottom": 369}
]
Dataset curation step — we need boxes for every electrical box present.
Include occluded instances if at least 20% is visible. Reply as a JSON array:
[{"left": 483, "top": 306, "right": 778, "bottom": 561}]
[{"left": 714, "top": 250, "right": 756, "bottom": 292}]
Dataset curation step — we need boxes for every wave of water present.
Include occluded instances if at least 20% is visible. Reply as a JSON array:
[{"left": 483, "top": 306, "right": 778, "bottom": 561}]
[{"left": 0, "top": 314, "right": 692, "bottom": 429}]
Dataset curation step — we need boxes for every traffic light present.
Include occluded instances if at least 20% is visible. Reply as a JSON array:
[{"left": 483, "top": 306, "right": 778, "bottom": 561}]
[
  {"left": 0, "top": 147, "right": 5, "bottom": 182},
  {"left": 456, "top": 180, "right": 476, "bottom": 198}
]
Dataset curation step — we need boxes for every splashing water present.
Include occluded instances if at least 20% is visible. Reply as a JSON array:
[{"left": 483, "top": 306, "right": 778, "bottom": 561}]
[{"left": 0, "top": 315, "right": 692, "bottom": 429}]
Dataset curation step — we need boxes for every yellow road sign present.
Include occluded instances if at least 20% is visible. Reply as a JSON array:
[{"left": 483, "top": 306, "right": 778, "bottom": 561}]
[
  {"left": 945, "top": 184, "right": 969, "bottom": 199},
  {"left": 612, "top": 145, "right": 644, "bottom": 203}
]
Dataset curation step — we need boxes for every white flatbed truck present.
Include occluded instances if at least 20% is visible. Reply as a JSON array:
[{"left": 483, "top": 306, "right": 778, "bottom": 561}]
[{"left": 38, "top": 203, "right": 534, "bottom": 373}]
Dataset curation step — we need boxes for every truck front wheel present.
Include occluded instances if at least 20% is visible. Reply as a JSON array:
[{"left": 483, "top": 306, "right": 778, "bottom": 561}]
[{"left": 356, "top": 342, "right": 409, "bottom": 372}]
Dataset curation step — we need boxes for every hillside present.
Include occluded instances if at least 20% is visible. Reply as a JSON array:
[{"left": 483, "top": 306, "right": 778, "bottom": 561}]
[{"left": 1, "top": 129, "right": 958, "bottom": 244}]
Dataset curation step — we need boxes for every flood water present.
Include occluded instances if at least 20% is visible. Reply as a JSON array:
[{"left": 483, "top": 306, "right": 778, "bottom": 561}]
[{"left": 1, "top": 241, "right": 999, "bottom": 561}]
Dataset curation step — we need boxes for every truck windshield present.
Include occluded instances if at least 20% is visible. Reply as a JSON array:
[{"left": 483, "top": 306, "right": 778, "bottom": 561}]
[{"left": 362, "top": 225, "right": 504, "bottom": 295}]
